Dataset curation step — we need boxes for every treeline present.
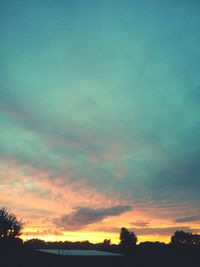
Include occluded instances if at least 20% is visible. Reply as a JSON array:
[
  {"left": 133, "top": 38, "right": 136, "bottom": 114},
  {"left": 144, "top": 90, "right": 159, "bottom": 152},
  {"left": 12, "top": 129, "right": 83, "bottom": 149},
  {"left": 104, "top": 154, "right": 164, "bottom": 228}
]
[
  {"left": 1, "top": 207, "right": 200, "bottom": 252},
  {"left": 23, "top": 230, "right": 200, "bottom": 251},
  {"left": 24, "top": 238, "right": 121, "bottom": 252},
  {"left": 171, "top": 231, "right": 200, "bottom": 246}
]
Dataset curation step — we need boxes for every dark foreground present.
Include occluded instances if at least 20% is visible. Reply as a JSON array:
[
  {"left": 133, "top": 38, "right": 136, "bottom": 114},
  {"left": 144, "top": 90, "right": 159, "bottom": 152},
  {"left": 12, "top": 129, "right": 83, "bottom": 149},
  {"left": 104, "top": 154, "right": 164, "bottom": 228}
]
[{"left": 0, "top": 246, "right": 199, "bottom": 267}]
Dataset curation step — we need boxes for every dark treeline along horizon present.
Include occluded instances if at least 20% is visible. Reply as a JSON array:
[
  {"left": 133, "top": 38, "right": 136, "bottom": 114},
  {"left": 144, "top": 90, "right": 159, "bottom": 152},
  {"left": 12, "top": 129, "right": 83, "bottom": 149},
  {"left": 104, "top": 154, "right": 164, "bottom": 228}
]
[{"left": 1, "top": 206, "right": 200, "bottom": 252}]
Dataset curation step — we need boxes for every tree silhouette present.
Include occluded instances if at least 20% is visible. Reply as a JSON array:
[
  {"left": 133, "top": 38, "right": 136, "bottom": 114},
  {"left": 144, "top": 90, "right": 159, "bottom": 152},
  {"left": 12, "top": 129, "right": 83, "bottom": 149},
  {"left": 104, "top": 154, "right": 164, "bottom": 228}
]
[
  {"left": 171, "top": 230, "right": 200, "bottom": 246},
  {"left": 103, "top": 239, "right": 111, "bottom": 246},
  {"left": 119, "top": 227, "right": 137, "bottom": 252},
  {"left": 0, "top": 207, "right": 23, "bottom": 239}
]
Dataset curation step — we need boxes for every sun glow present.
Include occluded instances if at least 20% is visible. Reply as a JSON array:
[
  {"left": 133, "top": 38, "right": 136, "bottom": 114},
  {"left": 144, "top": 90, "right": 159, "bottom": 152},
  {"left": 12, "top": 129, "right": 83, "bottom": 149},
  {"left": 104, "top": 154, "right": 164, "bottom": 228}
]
[{"left": 22, "top": 226, "right": 172, "bottom": 244}]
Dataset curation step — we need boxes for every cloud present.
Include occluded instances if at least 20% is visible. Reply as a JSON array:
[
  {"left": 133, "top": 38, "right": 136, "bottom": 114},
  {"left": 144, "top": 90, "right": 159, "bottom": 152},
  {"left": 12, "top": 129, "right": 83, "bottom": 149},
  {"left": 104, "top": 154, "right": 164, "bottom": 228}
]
[
  {"left": 131, "top": 220, "right": 150, "bottom": 227},
  {"left": 53, "top": 205, "right": 132, "bottom": 230},
  {"left": 174, "top": 216, "right": 200, "bottom": 223},
  {"left": 1, "top": 0, "right": 200, "bottom": 238},
  {"left": 132, "top": 227, "right": 200, "bottom": 236},
  {"left": 23, "top": 229, "right": 63, "bottom": 237},
  {"left": 80, "top": 225, "right": 200, "bottom": 237}
]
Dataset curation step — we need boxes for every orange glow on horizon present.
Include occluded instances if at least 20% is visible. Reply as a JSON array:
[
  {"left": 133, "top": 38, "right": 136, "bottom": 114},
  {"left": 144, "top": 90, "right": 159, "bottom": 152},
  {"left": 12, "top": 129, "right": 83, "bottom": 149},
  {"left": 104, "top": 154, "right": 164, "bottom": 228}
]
[
  {"left": 1, "top": 159, "right": 200, "bottom": 246},
  {"left": 22, "top": 227, "right": 172, "bottom": 244}
]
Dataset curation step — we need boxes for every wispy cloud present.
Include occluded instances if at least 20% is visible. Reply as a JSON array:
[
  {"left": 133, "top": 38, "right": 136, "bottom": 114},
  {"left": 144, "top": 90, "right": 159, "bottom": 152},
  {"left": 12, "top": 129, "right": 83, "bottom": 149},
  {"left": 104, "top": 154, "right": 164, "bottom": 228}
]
[
  {"left": 131, "top": 220, "right": 150, "bottom": 228},
  {"left": 132, "top": 227, "right": 200, "bottom": 236},
  {"left": 53, "top": 206, "right": 132, "bottom": 230},
  {"left": 174, "top": 216, "right": 200, "bottom": 223},
  {"left": 1, "top": 0, "right": 200, "bottom": 242},
  {"left": 23, "top": 229, "right": 63, "bottom": 237}
]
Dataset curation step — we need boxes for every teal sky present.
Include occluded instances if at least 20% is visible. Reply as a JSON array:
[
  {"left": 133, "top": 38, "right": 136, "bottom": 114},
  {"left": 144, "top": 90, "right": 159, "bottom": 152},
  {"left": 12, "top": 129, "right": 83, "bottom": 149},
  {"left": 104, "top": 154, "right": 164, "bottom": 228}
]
[{"left": 0, "top": 0, "right": 200, "bottom": 240}]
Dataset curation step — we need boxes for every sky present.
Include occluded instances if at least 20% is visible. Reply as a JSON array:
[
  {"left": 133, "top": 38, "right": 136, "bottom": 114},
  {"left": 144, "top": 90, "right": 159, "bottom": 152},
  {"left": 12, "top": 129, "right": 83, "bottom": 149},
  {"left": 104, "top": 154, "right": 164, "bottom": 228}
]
[{"left": 0, "top": 0, "right": 200, "bottom": 244}]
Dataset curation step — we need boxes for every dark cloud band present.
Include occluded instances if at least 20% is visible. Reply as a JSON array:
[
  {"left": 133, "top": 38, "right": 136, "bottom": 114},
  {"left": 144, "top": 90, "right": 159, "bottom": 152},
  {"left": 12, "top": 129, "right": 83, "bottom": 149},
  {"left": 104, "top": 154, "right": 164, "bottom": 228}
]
[{"left": 53, "top": 205, "right": 132, "bottom": 230}]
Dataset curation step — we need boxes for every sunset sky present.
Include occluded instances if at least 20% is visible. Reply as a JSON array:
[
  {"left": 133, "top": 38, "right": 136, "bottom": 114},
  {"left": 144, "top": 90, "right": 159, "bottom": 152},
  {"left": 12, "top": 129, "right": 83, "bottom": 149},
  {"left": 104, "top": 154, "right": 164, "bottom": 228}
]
[{"left": 0, "top": 0, "right": 200, "bottom": 244}]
